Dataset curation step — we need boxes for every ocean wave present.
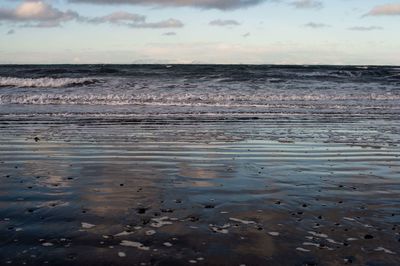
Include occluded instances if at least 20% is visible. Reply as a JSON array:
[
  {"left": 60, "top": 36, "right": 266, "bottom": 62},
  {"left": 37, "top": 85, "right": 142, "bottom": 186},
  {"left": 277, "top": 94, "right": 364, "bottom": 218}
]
[
  {"left": 1, "top": 93, "right": 399, "bottom": 106},
  {"left": 0, "top": 77, "right": 98, "bottom": 88}
]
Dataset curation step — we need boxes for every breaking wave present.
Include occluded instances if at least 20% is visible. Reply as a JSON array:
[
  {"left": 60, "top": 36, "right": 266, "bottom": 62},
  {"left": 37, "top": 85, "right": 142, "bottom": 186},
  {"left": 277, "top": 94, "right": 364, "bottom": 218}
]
[
  {"left": 1, "top": 93, "right": 399, "bottom": 106},
  {"left": 0, "top": 77, "right": 97, "bottom": 88}
]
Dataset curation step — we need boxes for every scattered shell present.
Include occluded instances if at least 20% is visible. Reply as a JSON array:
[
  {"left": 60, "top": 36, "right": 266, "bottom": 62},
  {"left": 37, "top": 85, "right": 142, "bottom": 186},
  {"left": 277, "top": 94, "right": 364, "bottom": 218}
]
[
  {"left": 151, "top": 217, "right": 172, "bottom": 228},
  {"left": 308, "top": 231, "right": 328, "bottom": 238},
  {"left": 81, "top": 222, "right": 95, "bottom": 229},
  {"left": 296, "top": 247, "right": 310, "bottom": 252},
  {"left": 374, "top": 247, "right": 396, "bottom": 254},
  {"left": 118, "top": 252, "right": 126, "bottom": 257},
  {"left": 229, "top": 218, "right": 256, "bottom": 225},
  {"left": 303, "top": 242, "right": 320, "bottom": 247},
  {"left": 145, "top": 230, "right": 156, "bottom": 236},
  {"left": 327, "top": 238, "right": 342, "bottom": 245},
  {"left": 209, "top": 223, "right": 230, "bottom": 234},
  {"left": 268, "top": 232, "right": 280, "bottom": 236},
  {"left": 114, "top": 231, "right": 133, "bottom": 237},
  {"left": 120, "top": 240, "right": 149, "bottom": 251}
]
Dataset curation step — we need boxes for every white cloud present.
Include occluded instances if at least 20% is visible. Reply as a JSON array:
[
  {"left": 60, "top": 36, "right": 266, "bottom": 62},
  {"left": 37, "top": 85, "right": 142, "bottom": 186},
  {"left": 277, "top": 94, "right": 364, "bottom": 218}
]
[
  {"left": 304, "top": 22, "right": 329, "bottom": 28},
  {"left": 0, "top": 0, "right": 79, "bottom": 27},
  {"left": 348, "top": 26, "right": 383, "bottom": 31},
  {"left": 365, "top": 3, "right": 400, "bottom": 16},
  {"left": 130, "top": 18, "right": 183, "bottom": 28},
  {"left": 87, "top": 11, "right": 145, "bottom": 24},
  {"left": 0, "top": 2, "right": 183, "bottom": 29}
]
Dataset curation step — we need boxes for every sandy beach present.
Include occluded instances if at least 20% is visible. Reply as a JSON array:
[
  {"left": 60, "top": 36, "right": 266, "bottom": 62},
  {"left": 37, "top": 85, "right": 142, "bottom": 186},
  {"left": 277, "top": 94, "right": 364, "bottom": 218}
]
[{"left": 1, "top": 112, "right": 399, "bottom": 265}]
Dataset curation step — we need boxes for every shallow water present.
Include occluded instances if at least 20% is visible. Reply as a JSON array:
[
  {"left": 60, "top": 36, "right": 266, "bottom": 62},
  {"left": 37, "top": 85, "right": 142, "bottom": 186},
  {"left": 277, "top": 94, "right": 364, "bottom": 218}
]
[{"left": 0, "top": 65, "right": 399, "bottom": 265}]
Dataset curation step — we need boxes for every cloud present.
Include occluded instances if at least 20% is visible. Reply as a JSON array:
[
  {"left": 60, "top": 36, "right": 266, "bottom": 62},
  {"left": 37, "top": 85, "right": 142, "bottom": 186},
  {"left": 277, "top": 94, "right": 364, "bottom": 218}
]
[
  {"left": 209, "top": 19, "right": 240, "bottom": 26},
  {"left": 163, "top": 31, "right": 176, "bottom": 36},
  {"left": 86, "top": 11, "right": 183, "bottom": 28},
  {"left": 0, "top": 0, "right": 79, "bottom": 27},
  {"left": 130, "top": 18, "right": 183, "bottom": 28},
  {"left": 0, "top": 1, "right": 182, "bottom": 29},
  {"left": 242, "top": 32, "right": 250, "bottom": 37},
  {"left": 291, "top": 0, "right": 323, "bottom": 9},
  {"left": 7, "top": 29, "right": 15, "bottom": 35},
  {"left": 348, "top": 26, "right": 383, "bottom": 31},
  {"left": 304, "top": 22, "right": 329, "bottom": 28},
  {"left": 68, "top": 0, "right": 267, "bottom": 10},
  {"left": 365, "top": 3, "right": 400, "bottom": 16},
  {"left": 87, "top": 11, "right": 145, "bottom": 24}
]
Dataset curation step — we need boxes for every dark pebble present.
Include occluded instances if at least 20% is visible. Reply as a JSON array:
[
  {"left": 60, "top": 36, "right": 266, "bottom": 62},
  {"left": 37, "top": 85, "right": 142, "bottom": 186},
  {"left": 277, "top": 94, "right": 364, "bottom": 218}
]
[
  {"left": 137, "top": 207, "right": 148, "bottom": 214},
  {"left": 364, "top": 234, "right": 374, "bottom": 239},
  {"left": 188, "top": 216, "right": 199, "bottom": 222}
]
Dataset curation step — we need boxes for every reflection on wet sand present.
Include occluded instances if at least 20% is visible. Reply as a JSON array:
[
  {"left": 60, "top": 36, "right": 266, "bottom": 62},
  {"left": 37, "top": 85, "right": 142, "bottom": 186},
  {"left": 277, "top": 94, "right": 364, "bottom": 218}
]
[{"left": 0, "top": 116, "right": 399, "bottom": 265}]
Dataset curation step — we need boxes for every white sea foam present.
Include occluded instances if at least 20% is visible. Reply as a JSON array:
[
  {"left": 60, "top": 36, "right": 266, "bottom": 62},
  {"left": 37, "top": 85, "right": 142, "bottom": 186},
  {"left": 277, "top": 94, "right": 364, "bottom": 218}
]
[
  {"left": 0, "top": 77, "right": 97, "bottom": 88},
  {"left": 1, "top": 92, "right": 399, "bottom": 106}
]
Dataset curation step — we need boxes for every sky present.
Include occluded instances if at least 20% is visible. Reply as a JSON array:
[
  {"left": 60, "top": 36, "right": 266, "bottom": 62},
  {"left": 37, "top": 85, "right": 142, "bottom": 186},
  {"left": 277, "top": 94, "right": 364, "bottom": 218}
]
[{"left": 0, "top": 0, "right": 399, "bottom": 64}]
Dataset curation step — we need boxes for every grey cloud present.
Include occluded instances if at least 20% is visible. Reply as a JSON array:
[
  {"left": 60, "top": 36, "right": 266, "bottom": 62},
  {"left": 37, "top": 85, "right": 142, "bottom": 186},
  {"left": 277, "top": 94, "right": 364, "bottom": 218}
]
[
  {"left": 348, "top": 26, "right": 383, "bottom": 31},
  {"left": 85, "top": 12, "right": 183, "bottom": 28},
  {"left": 209, "top": 19, "right": 240, "bottom": 26},
  {"left": 242, "top": 32, "right": 250, "bottom": 37},
  {"left": 291, "top": 0, "right": 323, "bottom": 9},
  {"left": 0, "top": 0, "right": 79, "bottom": 27},
  {"left": 364, "top": 4, "right": 400, "bottom": 16},
  {"left": 7, "top": 29, "right": 15, "bottom": 35},
  {"left": 69, "top": 0, "right": 267, "bottom": 10},
  {"left": 304, "top": 22, "right": 329, "bottom": 28}
]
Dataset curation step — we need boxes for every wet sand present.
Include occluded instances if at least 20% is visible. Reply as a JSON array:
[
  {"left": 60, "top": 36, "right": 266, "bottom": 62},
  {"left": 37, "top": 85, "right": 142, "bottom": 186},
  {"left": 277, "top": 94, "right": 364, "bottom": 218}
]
[{"left": 0, "top": 114, "right": 399, "bottom": 266}]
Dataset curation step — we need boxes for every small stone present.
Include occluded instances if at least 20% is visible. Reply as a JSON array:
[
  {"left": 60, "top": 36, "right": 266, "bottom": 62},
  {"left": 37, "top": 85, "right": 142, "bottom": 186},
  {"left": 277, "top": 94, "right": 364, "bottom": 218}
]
[
  {"left": 364, "top": 234, "right": 373, "bottom": 240},
  {"left": 118, "top": 252, "right": 126, "bottom": 257}
]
